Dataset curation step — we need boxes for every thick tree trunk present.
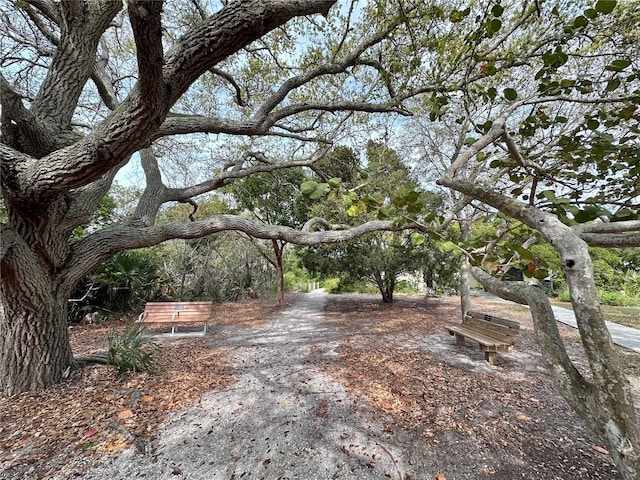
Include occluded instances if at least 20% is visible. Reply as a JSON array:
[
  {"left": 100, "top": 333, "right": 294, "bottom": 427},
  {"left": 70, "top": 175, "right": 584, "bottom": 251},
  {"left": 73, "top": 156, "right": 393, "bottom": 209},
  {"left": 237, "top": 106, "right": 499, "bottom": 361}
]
[
  {"left": 0, "top": 273, "right": 73, "bottom": 395},
  {"left": 273, "top": 240, "right": 286, "bottom": 305},
  {"left": 459, "top": 256, "right": 471, "bottom": 321},
  {"left": 375, "top": 272, "right": 395, "bottom": 303},
  {"left": 423, "top": 270, "right": 434, "bottom": 289},
  {"left": 0, "top": 201, "right": 80, "bottom": 395}
]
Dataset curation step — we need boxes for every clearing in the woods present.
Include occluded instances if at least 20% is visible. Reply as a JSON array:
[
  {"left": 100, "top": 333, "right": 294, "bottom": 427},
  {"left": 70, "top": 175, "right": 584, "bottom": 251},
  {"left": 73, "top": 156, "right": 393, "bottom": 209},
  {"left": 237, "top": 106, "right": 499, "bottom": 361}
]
[{"left": 1, "top": 291, "right": 638, "bottom": 480}]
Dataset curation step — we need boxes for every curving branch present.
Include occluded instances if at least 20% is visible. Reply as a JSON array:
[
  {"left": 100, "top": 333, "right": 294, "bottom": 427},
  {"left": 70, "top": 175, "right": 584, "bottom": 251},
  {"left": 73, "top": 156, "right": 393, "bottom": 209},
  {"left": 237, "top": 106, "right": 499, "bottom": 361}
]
[
  {"left": 60, "top": 166, "right": 124, "bottom": 233},
  {"left": 573, "top": 220, "right": 640, "bottom": 235},
  {"left": 12, "top": 0, "right": 338, "bottom": 201},
  {"left": 31, "top": 2, "right": 121, "bottom": 130},
  {"left": 91, "top": 39, "right": 119, "bottom": 111},
  {"left": 470, "top": 267, "right": 591, "bottom": 406},
  {"left": 254, "top": 19, "right": 399, "bottom": 122},
  {"left": 130, "top": 148, "right": 169, "bottom": 227},
  {"left": 0, "top": 74, "right": 57, "bottom": 153},
  {"left": 154, "top": 100, "right": 411, "bottom": 141},
  {"left": 23, "top": 1, "right": 60, "bottom": 45},
  {"left": 63, "top": 215, "right": 416, "bottom": 286},
  {"left": 162, "top": 0, "right": 336, "bottom": 105},
  {"left": 209, "top": 67, "right": 246, "bottom": 106},
  {"left": 26, "top": 0, "right": 61, "bottom": 25},
  {"left": 165, "top": 158, "right": 317, "bottom": 203},
  {"left": 577, "top": 232, "right": 640, "bottom": 248}
]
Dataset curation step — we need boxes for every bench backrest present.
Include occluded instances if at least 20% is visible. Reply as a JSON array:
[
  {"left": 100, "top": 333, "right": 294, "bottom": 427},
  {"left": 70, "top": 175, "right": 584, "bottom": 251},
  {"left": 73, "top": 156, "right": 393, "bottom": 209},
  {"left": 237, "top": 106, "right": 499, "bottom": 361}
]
[
  {"left": 464, "top": 310, "right": 520, "bottom": 344},
  {"left": 141, "top": 302, "right": 213, "bottom": 322}
]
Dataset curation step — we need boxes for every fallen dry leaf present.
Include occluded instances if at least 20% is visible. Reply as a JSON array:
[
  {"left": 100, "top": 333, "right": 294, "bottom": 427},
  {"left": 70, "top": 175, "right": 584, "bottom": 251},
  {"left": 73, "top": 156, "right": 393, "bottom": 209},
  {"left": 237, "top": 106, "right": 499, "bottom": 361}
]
[
  {"left": 141, "top": 395, "right": 154, "bottom": 403},
  {"left": 381, "top": 401, "right": 393, "bottom": 410},
  {"left": 83, "top": 428, "right": 98, "bottom": 438},
  {"left": 117, "top": 409, "right": 134, "bottom": 420},
  {"left": 435, "top": 473, "right": 446, "bottom": 480}
]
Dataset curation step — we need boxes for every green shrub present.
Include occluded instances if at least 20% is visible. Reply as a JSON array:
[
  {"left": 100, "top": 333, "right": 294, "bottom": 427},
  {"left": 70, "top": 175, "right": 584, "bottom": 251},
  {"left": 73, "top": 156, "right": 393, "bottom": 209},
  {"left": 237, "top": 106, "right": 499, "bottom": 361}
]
[
  {"left": 283, "top": 271, "right": 318, "bottom": 292},
  {"left": 599, "top": 291, "right": 640, "bottom": 307},
  {"left": 349, "top": 280, "right": 378, "bottom": 294},
  {"left": 395, "top": 280, "right": 419, "bottom": 294},
  {"left": 107, "top": 324, "right": 158, "bottom": 378},
  {"left": 557, "top": 289, "right": 571, "bottom": 302},
  {"left": 323, "top": 278, "right": 341, "bottom": 293}
]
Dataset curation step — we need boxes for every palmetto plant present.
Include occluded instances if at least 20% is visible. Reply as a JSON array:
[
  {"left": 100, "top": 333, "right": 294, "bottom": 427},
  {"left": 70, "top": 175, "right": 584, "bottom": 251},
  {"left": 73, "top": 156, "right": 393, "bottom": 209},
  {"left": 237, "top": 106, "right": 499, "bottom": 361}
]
[
  {"left": 93, "top": 250, "right": 162, "bottom": 312},
  {"left": 107, "top": 324, "right": 158, "bottom": 378}
]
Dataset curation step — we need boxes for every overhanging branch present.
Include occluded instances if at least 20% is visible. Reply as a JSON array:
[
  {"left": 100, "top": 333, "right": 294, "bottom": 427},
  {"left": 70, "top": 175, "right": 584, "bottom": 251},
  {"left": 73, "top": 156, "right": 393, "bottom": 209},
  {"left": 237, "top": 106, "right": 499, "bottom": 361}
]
[{"left": 64, "top": 215, "right": 415, "bottom": 285}]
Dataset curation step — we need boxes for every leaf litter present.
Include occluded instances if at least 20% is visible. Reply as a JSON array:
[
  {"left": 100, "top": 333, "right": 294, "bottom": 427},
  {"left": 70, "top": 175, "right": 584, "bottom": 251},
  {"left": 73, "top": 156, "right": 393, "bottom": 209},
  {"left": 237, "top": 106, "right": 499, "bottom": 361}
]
[{"left": 0, "top": 293, "right": 637, "bottom": 479}]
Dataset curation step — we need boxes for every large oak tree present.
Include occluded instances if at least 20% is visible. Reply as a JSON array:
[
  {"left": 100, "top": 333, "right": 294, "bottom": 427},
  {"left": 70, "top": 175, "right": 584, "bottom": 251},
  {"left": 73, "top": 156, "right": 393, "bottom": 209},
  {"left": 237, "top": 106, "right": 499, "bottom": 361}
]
[{"left": 0, "top": 0, "right": 426, "bottom": 395}]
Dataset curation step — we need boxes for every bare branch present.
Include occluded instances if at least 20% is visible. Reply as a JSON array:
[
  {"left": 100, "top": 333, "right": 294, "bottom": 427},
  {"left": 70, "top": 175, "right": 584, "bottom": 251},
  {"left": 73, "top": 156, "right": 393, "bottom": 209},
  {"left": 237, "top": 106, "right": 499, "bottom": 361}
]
[
  {"left": 27, "top": 0, "right": 62, "bottom": 25},
  {"left": 163, "top": 0, "right": 337, "bottom": 105},
  {"left": 573, "top": 220, "right": 640, "bottom": 235},
  {"left": 577, "top": 232, "right": 640, "bottom": 248},
  {"left": 165, "top": 158, "right": 317, "bottom": 203},
  {"left": 17, "top": 1, "right": 338, "bottom": 200},
  {"left": 154, "top": 98, "right": 411, "bottom": 141},
  {"left": 91, "top": 40, "right": 119, "bottom": 110},
  {"left": 64, "top": 215, "right": 413, "bottom": 284},
  {"left": 254, "top": 18, "right": 399, "bottom": 122},
  {"left": 61, "top": 166, "right": 124, "bottom": 232},
  {"left": 130, "top": 148, "right": 169, "bottom": 226},
  {"left": 209, "top": 67, "right": 246, "bottom": 106}
]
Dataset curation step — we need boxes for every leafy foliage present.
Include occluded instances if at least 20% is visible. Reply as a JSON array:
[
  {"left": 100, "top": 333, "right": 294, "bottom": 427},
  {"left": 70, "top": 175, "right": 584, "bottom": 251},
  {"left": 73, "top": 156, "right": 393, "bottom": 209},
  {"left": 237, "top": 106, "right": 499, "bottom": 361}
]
[
  {"left": 300, "top": 143, "right": 453, "bottom": 301},
  {"left": 92, "top": 250, "right": 162, "bottom": 312},
  {"left": 107, "top": 325, "right": 158, "bottom": 378}
]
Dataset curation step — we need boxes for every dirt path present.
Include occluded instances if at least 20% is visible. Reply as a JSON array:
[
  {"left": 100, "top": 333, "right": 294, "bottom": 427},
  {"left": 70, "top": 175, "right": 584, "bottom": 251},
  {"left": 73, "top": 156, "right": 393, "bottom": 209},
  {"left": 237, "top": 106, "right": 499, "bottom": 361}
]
[
  {"left": 45, "top": 291, "right": 628, "bottom": 480},
  {"left": 76, "top": 291, "right": 422, "bottom": 479}
]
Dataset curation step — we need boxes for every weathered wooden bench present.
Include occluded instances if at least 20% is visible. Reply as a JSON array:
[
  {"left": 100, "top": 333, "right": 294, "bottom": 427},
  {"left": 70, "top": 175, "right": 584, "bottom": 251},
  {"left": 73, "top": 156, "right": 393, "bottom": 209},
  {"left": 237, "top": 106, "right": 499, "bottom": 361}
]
[
  {"left": 446, "top": 310, "right": 521, "bottom": 366},
  {"left": 137, "top": 301, "right": 213, "bottom": 334}
]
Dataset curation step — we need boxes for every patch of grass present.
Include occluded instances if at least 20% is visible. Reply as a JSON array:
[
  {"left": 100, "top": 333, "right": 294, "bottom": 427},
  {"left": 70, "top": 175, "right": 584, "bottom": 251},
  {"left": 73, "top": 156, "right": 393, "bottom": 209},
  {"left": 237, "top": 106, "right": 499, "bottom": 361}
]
[
  {"left": 600, "top": 305, "right": 640, "bottom": 329},
  {"left": 550, "top": 299, "right": 640, "bottom": 329}
]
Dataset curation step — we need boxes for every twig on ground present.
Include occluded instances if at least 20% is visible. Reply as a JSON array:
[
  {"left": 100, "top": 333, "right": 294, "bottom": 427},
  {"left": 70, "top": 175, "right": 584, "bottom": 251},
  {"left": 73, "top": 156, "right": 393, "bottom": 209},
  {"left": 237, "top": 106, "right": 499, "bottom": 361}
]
[{"left": 107, "top": 420, "right": 147, "bottom": 455}]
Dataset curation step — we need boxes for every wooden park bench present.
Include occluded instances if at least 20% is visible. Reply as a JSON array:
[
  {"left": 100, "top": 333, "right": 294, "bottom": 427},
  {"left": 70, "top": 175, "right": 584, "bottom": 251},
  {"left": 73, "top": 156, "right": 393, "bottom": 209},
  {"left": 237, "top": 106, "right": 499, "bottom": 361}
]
[
  {"left": 137, "top": 301, "right": 213, "bottom": 334},
  {"left": 446, "top": 310, "right": 521, "bottom": 366}
]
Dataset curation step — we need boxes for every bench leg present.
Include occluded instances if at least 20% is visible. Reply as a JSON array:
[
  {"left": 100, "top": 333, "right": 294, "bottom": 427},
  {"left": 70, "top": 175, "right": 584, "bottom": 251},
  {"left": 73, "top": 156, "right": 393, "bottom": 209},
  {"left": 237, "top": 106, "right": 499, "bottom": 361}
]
[
  {"left": 203, "top": 322, "right": 208, "bottom": 334},
  {"left": 171, "top": 325, "right": 176, "bottom": 334},
  {"left": 454, "top": 333, "right": 465, "bottom": 346},
  {"left": 485, "top": 351, "right": 497, "bottom": 366}
]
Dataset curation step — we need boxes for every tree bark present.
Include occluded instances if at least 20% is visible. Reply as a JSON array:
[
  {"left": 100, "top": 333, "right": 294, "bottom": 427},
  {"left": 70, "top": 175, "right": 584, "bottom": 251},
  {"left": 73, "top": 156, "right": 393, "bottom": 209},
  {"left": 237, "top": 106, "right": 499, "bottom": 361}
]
[
  {"left": 458, "top": 220, "right": 473, "bottom": 321},
  {"left": 374, "top": 271, "right": 395, "bottom": 303},
  {"left": 459, "top": 256, "right": 471, "bottom": 320},
  {"left": 471, "top": 267, "right": 639, "bottom": 479},
  {"left": 0, "top": 270, "right": 73, "bottom": 394},
  {"left": 273, "top": 240, "right": 286, "bottom": 305},
  {"left": 1, "top": 0, "right": 342, "bottom": 396}
]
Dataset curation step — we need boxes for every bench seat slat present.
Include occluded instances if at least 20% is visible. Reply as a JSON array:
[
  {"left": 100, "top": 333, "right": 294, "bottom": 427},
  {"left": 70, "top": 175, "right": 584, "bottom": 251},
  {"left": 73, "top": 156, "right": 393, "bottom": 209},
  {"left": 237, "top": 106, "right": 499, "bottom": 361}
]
[
  {"left": 446, "top": 326, "right": 514, "bottom": 352},
  {"left": 446, "top": 310, "right": 521, "bottom": 365},
  {"left": 461, "top": 319, "right": 517, "bottom": 344}
]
